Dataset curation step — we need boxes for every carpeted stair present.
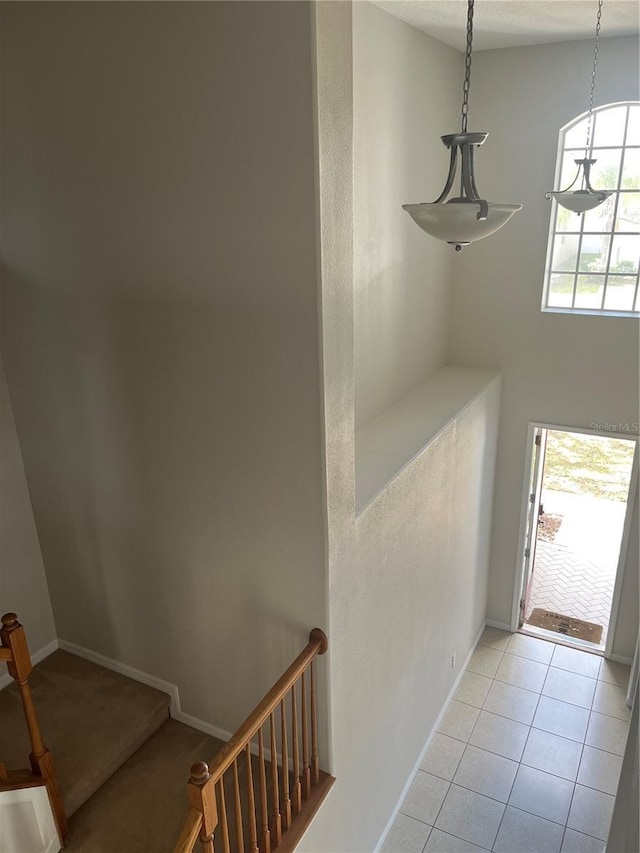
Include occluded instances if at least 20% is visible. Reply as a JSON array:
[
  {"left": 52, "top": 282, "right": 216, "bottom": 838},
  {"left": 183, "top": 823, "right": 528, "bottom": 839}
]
[{"left": 0, "top": 650, "right": 225, "bottom": 852}]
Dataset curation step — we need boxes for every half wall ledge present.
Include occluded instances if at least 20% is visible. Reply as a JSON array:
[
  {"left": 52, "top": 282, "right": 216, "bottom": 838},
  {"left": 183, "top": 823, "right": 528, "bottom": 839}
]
[{"left": 355, "top": 366, "right": 502, "bottom": 515}]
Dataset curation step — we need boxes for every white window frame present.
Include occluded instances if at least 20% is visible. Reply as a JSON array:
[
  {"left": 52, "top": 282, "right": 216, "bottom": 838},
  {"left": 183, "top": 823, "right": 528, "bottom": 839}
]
[{"left": 542, "top": 101, "right": 640, "bottom": 317}]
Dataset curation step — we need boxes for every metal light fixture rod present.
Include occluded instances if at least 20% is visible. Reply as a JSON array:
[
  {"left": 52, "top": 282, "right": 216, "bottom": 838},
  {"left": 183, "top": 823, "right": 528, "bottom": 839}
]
[
  {"left": 402, "top": 0, "right": 521, "bottom": 250},
  {"left": 434, "top": 2, "right": 489, "bottom": 228},
  {"left": 545, "top": 0, "right": 612, "bottom": 213},
  {"left": 433, "top": 133, "right": 490, "bottom": 223}
]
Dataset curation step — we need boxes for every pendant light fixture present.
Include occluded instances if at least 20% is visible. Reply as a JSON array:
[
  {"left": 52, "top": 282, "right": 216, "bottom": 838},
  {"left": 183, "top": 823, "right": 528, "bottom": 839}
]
[
  {"left": 545, "top": 0, "right": 612, "bottom": 214},
  {"left": 403, "top": 0, "right": 522, "bottom": 251}
]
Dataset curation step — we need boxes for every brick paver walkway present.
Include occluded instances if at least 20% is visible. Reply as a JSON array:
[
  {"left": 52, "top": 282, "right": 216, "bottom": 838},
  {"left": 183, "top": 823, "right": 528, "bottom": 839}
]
[{"left": 525, "top": 539, "right": 615, "bottom": 646}]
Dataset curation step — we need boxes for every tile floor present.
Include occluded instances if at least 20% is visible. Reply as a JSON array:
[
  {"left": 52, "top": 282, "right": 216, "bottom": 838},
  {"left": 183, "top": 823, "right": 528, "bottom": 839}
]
[{"left": 382, "top": 628, "right": 631, "bottom": 853}]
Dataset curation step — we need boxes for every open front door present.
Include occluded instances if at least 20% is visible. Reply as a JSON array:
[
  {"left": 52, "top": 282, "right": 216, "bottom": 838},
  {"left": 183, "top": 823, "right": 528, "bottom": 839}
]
[{"left": 519, "top": 428, "right": 547, "bottom": 627}]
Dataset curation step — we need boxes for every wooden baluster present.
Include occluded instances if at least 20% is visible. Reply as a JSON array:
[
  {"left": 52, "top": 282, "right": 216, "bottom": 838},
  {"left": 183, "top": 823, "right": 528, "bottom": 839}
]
[
  {"left": 245, "top": 744, "right": 259, "bottom": 853},
  {"left": 232, "top": 760, "right": 244, "bottom": 853},
  {"left": 188, "top": 762, "right": 217, "bottom": 853},
  {"left": 310, "top": 659, "right": 319, "bottom": 786},
  {"left": 280, "top": 698, "right": 291, "bottom": 830},
  {"left": 257, "top": 728, "right": 271, "bottom": 853},
  {"left": 291, "top": 684, "right": 302, "bottom": 814},
  {"left": 269, "top": 712, "right": 282, "bottom": 844},
  {"left": 301, "top": 670, "right": 311, "bottom": 800},
  {"left": 217, "top": 779, "right": 231, "bottom": 853},
  {"left": 1, "top": 613, "right": 68, "bottom": 840}
]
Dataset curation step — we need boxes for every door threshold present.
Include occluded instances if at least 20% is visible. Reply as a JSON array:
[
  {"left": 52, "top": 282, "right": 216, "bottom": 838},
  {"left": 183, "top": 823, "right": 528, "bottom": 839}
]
[{"left": 519, "top": 624, "right": 605, "bottom": 655}]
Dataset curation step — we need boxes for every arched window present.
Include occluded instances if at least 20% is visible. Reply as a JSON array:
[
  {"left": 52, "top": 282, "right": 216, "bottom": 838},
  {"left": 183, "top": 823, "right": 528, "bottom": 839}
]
[{"left": 543, "top": 102, "right": 640, "bottom": 315}]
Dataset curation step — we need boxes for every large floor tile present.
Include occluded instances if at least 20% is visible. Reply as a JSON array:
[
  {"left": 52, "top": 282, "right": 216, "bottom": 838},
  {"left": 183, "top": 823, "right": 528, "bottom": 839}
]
[
  {"left": 598, "top": 659, "right": 630, "bottom": 689},
  {"left": 551, "top": 645, "right": 600, "bottom": 679},
  {"left": 454, "top": 672, "right": 493, "bottom": 709},
  {"left": 508, "top": 765, "right": 574, "bottom": 825},
  {"left": 437, "top": 701, "right": 480, "bottom": 742},
  {"left": 452, "top": 745, "right": 518, "bottom": 803},
  {"left": 506, "top": 633, "right": 554, "bottom": 664},
  {"left": 542, "top": 667, "right": 596, "bottom": 709},
  {"left": 424, "top": 828, "right": 488, "bottom": 852},
  {"left": 435, "top": 785, "right": 504, "bottom": 850},
  {"left": 495, "top": 654, "right": 548, "bottom": 693},
  {"left": 567, "top": 784, "right": 615, "bottom": 841},
  {"left": 577, "top": 745, "right": 623, "bottom": 796},
  {"left": 585, "top": 711, "right": 629, "bottom": 756},
  {"left": 468, "top": 710, "right": 529, "bottom": 761},
  {"left": 421, "top": 733, "right": 466, "bottom": 782},
  {"left": 381, "top": 814, "right": 432, "bottom": 853},
  {"left": 483, "top": 681, "right": 539, "bottom": 725},
  {"left": 533, "top": 696, "right": 589, "bottom": 742},
  {"left": 493, "top": 806, "right": 564, "bottom": 853},
  {"left": 401, "top": 771, "right": 449, "bottom": 826},
  {"left": 521, "top": 728, "right": 582, "bottom": 781},
  {"left": 591, "top": 681, "right": 631, "bottom": 721},
  {"left": 467, "top": 646, "right": 503, "bottom": 679},
  {"left": 560, "top": 827, "right": 606, "bottom": 853},
  {"left": 478, "top": 627, "right": 511, "bottom": 651}
]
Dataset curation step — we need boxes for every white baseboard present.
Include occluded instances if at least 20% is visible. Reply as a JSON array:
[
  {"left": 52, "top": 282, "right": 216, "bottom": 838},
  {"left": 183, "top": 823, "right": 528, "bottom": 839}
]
[
  {"left": 3, "top": 635, "right": 292, "bottom": 766},
  {"left": 610, "top": 653, "right": 633, "bottom": 666},
  {"left": 484, "top": 619, "right": 512, "bottom": 631},
  {"left": 374, "top": 620, "right": 488, "bottom": 853},
  {"left": 0, "top": 637, "right": 59, "bottom": 691},
  {"left": 173, "top": 708, "right": 233, "bottom": 744},
  {"left": 58, "top": 639, "right": 181, "bottom": 718},
  {"left": 174, "top": 709, "right": 287, "bottom": 765},
  {"left": 57, "top": 641, "right": 299, "bottom": 765},
  {"left": 56, "top": 642, "right": 291, "bottom": 759}
]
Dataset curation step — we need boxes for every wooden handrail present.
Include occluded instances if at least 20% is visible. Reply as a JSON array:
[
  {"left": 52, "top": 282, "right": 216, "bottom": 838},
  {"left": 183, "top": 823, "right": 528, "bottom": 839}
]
[
  {"left": 204, "top": 629, "right": 327, "bottom": 786},
  {"left": 1, "top": 612, "right": 68, "bottom": 841},
  {"left": 175, "top": 808, "right": 203, "bottom": 852},
  {"left": 174, "top": 628, "right": 330, "bottom": 853}
]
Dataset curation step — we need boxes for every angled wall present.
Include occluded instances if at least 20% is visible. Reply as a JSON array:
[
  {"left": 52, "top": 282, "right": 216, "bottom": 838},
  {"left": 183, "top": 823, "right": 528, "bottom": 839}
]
[{"left": 302, "top": 4, "right": 501, "bottom": 850}]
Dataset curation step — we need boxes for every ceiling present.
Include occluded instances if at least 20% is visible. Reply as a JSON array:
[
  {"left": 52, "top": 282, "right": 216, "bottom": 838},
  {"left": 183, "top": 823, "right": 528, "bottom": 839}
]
[{"left": 370, "top": 1, "right": 640, "bottom": 51}]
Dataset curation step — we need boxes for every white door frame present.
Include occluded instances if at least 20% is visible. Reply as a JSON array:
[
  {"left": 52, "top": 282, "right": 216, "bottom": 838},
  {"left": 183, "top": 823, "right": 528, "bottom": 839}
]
[
  {"left": 511, "top": 421, "right": 639, "bottom": 658},
  {"left": 518, "top": 428, "right": 547, "bottom": 628},
  {"left": 605, "top": 455, "right": 639, "bottom": 659}
]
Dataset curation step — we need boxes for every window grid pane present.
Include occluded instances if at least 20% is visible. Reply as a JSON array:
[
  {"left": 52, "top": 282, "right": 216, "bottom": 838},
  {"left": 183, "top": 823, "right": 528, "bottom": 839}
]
[{"left": 544, "top": 102, "right": 640, "bottom": 316}]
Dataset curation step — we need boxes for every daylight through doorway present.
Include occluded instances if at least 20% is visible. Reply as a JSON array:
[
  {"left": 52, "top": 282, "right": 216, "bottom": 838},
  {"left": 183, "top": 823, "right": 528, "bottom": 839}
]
[{"left": 520, "top": 427, "right": 637, "bottom": 651}]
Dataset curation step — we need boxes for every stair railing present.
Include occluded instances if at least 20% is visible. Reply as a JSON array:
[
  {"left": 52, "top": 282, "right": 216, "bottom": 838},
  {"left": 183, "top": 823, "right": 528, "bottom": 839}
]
[
  {"left": 0, "top": 612, "right": 68, "bottom": 841},
  {"left": 174, "top": 628, "right": 333, "bottom": 853}
]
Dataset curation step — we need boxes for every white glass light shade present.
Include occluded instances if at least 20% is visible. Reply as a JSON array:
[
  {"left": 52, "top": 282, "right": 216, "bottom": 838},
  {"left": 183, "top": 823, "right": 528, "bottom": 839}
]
[
  {"left": 547, "top": 189, "right": 611, "bottom": 213},
  {"left": 402, "top": 201, "right": 522, "bottom": 246}
]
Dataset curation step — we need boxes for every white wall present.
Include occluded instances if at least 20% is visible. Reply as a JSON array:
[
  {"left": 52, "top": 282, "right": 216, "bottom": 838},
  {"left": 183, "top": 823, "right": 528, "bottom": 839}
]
[
  {"left": 448, "top": 36, "right": 640, "bottom": 659},
  {"left": 607, "top": 674, "right": 639, "bottom": 853},
  {"left": 302, "top": 5, "right": 501, "bottom": 850},
  {"left": 353, "top": 2, "right": 458, "bottom": 429},
  {"left": 613, "top": 487, "right": 639, "bottom": 661},
  {"left": 0, "top": 1, "right": 327, "bottom": 732},
  {"left": 0, "top": 351, "right": 56, "bottom": 655},
  {"left": 0, "top": 787, "right": 60, "bottom": 853}
]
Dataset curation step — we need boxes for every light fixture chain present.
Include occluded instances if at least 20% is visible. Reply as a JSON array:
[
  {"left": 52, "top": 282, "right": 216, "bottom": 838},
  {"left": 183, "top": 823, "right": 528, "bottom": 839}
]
[
  {"left": 461, "top": 0, "right": 475, "bottom": 133},
  {"left": 585, "top": 0, "right": 603, "bottom": 155}
]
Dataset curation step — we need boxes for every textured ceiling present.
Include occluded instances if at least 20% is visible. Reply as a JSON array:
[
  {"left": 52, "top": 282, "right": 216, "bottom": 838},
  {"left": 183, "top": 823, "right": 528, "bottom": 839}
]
[{"left": 370, "top": 1, "right": 640, "bottom": 51}]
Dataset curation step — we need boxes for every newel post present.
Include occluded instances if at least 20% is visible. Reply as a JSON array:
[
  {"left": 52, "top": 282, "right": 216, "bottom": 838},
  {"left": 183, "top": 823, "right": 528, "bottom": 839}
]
[
  {"left": 1, "top": 613, "right": 68, "bottom": 839},
  {"left": 188, "top": 761, "right": 218, "bottom": 852}
]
